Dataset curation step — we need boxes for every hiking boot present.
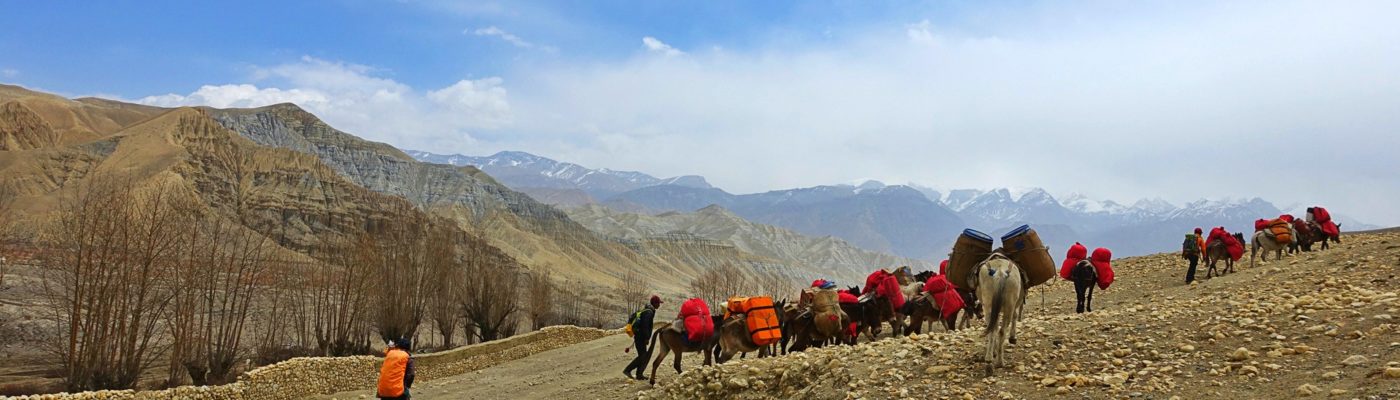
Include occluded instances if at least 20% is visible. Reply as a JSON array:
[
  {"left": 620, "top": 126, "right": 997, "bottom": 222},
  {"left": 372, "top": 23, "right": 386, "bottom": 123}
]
[{"left": 634, "top": 374, "right": 647, "bottom": 380}]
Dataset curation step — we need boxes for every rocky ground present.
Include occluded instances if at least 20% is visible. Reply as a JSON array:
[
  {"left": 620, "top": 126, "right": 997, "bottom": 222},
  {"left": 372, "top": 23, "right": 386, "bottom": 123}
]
[
  {"left": 311, "top": 231, "right": 1400, "bottom": 400},
  {"left": 639, "top": 232, "right": 1400, "bottom": 399}
]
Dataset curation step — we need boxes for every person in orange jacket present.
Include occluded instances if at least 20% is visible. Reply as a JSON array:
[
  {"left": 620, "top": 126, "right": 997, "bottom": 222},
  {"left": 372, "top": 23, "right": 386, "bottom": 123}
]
[
  {"left": 1194, "top": 227, "right": 1206, "bottom": 255},
  {"left": 377, "top": 337, "right": 416, "bottom": 400}
]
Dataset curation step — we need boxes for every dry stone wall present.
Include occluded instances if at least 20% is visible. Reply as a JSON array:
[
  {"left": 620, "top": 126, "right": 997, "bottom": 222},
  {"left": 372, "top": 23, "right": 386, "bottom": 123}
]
[{"left": 5, "top": 326, "right": 615, "bottom": 400}]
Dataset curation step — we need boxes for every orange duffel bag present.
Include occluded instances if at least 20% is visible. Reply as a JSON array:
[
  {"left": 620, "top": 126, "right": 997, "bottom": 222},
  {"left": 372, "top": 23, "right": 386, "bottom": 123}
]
[{"left": 1268, "top": 219, "right": 1292, "bottom": 244}]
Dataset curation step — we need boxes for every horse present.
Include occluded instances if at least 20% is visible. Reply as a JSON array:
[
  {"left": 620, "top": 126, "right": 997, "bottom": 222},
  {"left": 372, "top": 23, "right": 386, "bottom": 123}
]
[
  {"left": 967, "top": 254, "right": 1027, "bottom": 377},
  {"left": 646, "top": 321, "right": 716, "bottom": 385},
  {"left": 1251, "top": 225, "right": 1295, "bottom": 268},
  {"left": 1068, "top": 259, "right": 1098, "bottom": 313},
  {"left": 1203, "top": 238, "right": 1234, "bottom": 278}
]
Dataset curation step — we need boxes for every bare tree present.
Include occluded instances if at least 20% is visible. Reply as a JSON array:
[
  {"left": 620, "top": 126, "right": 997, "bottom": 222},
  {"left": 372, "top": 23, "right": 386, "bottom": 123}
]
[
  {"left": 689, "top": 264, "right": 753, "bottom": 306},
  {"left": 619, "top": 267, "right": 646, "bottom": 312},
  {"left": 460, "top": 236, "right": 522, "bottom": 342},
  {"left": 167, "top": 216, "right": 277, "bottom": 386},
  {"left": 526, "top": 272, "right": 555, "bottom": 331},
  {"left": 425, "top": 223, "right": 464, "bottom": 349},
  {"left": 309, "top": 234, "right": 376, "bottom": 356},
  {"left": 41, "top": 176, "right": 193, "bottom": 391}
]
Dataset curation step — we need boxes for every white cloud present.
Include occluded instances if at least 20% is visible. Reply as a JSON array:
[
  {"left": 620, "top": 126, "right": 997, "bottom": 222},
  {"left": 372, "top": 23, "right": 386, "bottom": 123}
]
[
  {"left": 641, "top": 36, "right": 683, "bottom": 56},
  {"left": 137, "top": 56, "right": 510, "bottom": 151},
  {"left": 0, "top": 68, "right": 17, "bottom": 78},
  {"left": 496, "top": 1, "right": 1400, "bottom": 226},
  {"left": 470, "top": 26, "right": 556, "bottom": 52}
]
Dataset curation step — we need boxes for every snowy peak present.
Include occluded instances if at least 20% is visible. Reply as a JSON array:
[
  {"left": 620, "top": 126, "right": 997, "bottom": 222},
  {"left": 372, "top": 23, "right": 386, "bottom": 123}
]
[
  {"left": 1132, "top": 197, "right": 1178, "bottom": 215},
  {"left": 405, "top": 150, "right": 717, "bottom": 199}
]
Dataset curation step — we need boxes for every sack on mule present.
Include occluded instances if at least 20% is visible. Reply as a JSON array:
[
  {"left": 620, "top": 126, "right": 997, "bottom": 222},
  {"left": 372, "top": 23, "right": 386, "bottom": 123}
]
[
  {"left": 1268, "top": 219, "right": 1292, "bottom": 244},
  {"left": 1090, "top": 247, "right": 1115, "bottom": 290},
  {"left": 1060, "top": 242, "right": 1088, "bottom": 280},
  {"left": 680, "top": 298, "right": 713, "bottom": 344}
]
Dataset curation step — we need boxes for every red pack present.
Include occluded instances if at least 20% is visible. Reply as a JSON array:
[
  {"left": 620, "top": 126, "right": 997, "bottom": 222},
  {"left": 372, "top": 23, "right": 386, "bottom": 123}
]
[
  {"left": 1090, "top": 247, "right": 1114, "bottom": 290},
  {"left": 865, "top": 270, "right": 906, "bottom": 311},
  {"left": 1060, "top": 242, "right": 1088, "bottom": 280},
  {"left": 938, "top": 260, "right": 948, "bottom": 276},
  {"left": 1279, "top": 214, "right": 1295, "bottom": 223},
  {"left": 1210, "top": 227, "right": 1244, "bottom": 261},
  {"left": 838, "top": 290, "right": 859, "bottom": 304},
  {"left": 1254, "top": 219, "right": 1269, "bottom": 232},
  {"left": 923, "top": 274, "right": 965, "bottom": 320},
  {"left": 1312, "top": 207, "right": 1332, "bottom": 223},
  {"left": 679, "top": 298, "right": 713, "bottom": 344}
]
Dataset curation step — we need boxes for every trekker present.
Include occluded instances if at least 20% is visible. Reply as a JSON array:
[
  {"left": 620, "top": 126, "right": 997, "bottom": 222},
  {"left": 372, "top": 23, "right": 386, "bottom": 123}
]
[
  {"left": 377, "top": 337, "right": 416, "bottom": 400},
  {"left": 1183, "top": 230, "right": 1202, "bottom": 283},
  {"left": 622, "top": 295, "right": 661, "bottom": 380}
]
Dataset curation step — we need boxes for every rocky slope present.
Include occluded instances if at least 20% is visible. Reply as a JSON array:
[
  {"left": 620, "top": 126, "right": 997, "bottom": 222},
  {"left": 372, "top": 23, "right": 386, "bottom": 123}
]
[
  {"left": 568, "top": 204, "right": 932, "bottom": 282},
  {"left": 643, "top": 231, "right": 1400, "bottom": 399}
]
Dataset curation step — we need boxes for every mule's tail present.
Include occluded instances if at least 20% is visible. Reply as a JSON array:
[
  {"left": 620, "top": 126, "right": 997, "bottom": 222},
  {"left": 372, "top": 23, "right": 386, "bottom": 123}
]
[
  {"left": 648, "top": 322, "right": 670, "bottom": 354},
  {"left": 983, "top": 277, "right": 1005, "bottom": 336}
]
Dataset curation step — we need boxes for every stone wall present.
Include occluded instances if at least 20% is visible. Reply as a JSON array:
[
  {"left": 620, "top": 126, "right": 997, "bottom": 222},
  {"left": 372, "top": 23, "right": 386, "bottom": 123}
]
[{"left": 5, "top": 326, "right": 616, "bottom": 400}]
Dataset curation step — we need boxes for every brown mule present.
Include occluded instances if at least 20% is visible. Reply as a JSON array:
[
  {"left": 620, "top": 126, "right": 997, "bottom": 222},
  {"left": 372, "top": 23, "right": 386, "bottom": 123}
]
[{"left": 646, "top": 322, "right": 716, "bottom": 385}]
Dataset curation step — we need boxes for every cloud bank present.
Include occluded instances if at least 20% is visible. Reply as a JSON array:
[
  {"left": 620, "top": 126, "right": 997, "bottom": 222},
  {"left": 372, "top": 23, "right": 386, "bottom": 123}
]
[
  {"left": 139, "top": 56, "right": 509, "bottom": 151},
  {"left": 136, "top": 1, "right": 1400, "bottom": 225}
]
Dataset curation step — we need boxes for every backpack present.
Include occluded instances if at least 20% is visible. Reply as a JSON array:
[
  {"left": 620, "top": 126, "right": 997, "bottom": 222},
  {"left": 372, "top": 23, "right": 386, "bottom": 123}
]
[
  {"left": 1182, "top": 235, "right": 1200, "bottom": 256},
  {"left": 624, "top": 309, "right": 645, "bottom": 337}
]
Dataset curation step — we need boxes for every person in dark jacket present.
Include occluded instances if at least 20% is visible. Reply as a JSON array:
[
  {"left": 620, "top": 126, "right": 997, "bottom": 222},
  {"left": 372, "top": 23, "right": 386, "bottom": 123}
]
[
  {"left": 622, "top": 295, "right": 661, "bottom": 380},
  {"left": 377, "top": 337, "right": 416, "bottom": 400}
]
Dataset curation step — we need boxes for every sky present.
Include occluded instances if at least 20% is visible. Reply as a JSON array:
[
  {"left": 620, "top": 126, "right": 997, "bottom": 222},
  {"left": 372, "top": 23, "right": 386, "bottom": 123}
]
[{"left": 2, "top": 0, "right": 1398, "bottom": 225}]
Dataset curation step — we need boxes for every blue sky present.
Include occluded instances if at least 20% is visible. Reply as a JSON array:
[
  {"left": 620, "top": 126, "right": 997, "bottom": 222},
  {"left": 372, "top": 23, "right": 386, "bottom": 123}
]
[{"left": 3, "top": 1, "right": 1399, "bottom": 225}]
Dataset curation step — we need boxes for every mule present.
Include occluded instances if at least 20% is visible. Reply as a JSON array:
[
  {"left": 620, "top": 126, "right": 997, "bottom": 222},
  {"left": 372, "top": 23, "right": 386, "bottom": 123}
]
[
  {"left": 968, "top": 254, "right": 1026, "bottom": 377},
  {"left": 1289, "top": 220, "right": 1318, "bottom": 254},
  {"left": 1068, "top": 259, "right": 1098, "bottom": 313},
  {"left": 715, "top": 314, "right": 767, "bottom": 363},
  {"left": 1204, "top": 239, "right": 1234, "bottom": 278},
  {"left": 1251, "top": 226, "right": 1295, "bottom": 268},
  {"left": 646, "top": 321, "right": 716, "bottom": 385},
  {"left": 903, "top": 293, "right": 960, "bottom": 335}
]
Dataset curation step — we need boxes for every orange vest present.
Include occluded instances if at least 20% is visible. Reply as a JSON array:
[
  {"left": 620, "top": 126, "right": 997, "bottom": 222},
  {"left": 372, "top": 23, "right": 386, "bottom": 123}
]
[{"left": 377, "top": 348, "right": 409, "bottom": 397}]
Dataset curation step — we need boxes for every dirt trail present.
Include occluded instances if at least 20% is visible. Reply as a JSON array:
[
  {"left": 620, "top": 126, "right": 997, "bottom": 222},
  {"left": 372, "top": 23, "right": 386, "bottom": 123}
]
[{"left": 320, "top": 334, "right": 708, "bottom": 400}]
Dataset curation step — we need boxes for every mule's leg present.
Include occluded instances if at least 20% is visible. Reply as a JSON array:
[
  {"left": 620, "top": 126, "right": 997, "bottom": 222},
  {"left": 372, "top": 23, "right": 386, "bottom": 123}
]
[
  {"left": 648, "top": 339, "right": 671, "bottom": 385},
  {"left": 1086, "top": 285, "right": 1094, "bottom": 313}
]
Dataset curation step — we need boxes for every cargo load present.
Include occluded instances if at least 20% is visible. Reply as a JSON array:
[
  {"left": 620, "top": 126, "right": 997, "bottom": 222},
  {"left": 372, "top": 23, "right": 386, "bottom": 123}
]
[
  {"left": 923, "top": 274, "right": 965, "bottom": 320},
  {"left": 1209, "top": 227, "right": 1244, "bottom": 261},
  {"left": 1279, "top": 214, "right": 1295, "bottom": 223},
  {"left": 735, "top": 296, "right": 781, "bottom": 346},
  {"left": 1090, "top": 247, "right": 1114, "bottom": 289},
  {"left": 1255, "top": 219, "right": 1269, "bottom": 232},
  {"left": 1060, "top": 242, "right": 1088, "bottom": 280},
  {"left": 806, "top": 288, "right": 843, "bottom": 337},
  {"left": 1000, "top": 225, "right": 1056, "bottom": 287},
  {"left": 947, "top": 229, "right": 994, "bottom": 288},
  {"left": 680, "top": 298, "right": 713, "bottom": 344},
  {"left": 1310, "top": 207, "right": 1340, "bottom": 238},
  {"left": 1267, "top": 219, "right": 1292, "bottom": 244},
  {"left": 864, "top": 269, "right": 906, "bottom": 311}
]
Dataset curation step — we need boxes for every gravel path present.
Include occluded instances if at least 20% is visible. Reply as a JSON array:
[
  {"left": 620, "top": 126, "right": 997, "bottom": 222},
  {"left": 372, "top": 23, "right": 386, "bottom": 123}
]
[{"left": 320, "top": 334, "right": 710, "bottom": 400}]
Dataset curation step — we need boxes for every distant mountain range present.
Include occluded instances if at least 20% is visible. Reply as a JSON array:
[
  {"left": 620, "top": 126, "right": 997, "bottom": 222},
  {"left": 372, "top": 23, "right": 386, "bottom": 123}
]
[{"left": 410, "top": 150, "right": 1380, "bottom": 260}]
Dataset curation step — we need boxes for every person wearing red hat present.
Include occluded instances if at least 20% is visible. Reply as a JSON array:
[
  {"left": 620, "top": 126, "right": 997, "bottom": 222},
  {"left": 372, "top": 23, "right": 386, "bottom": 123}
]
[
  {"left": 623, "top": 295, "right": 662, "bottom": 380},
  {"left": 1183, "top": 229, "right": 1203, "bottom": 283}
]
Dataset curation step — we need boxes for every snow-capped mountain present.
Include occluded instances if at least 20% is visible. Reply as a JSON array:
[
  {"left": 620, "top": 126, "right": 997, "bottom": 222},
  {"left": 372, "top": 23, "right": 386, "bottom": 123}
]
[
  {"left": 407, "top": 150, "right": 712, "bottom": 199},
  {"left": 407, "top": 149, "right": 1377, "bottom": 260}
]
